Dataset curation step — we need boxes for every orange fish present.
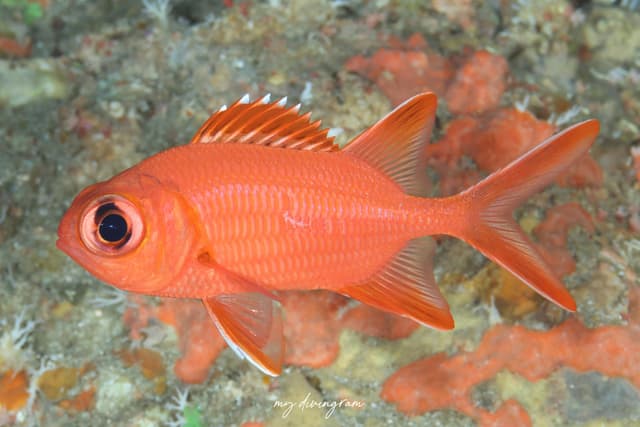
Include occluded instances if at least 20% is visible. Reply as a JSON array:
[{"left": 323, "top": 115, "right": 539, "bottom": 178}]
[{"left": 57, "top": 93, "right": 599, "bottom": 375}]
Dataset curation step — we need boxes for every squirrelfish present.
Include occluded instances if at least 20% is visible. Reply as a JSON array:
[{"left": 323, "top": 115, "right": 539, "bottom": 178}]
[{"left": 57, "top": 93, "right": 599, "bottom": 375}]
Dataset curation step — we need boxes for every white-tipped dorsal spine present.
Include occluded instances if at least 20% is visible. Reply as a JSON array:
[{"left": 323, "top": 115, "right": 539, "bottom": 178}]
[
  {"left": 260, "top": 93, "right": 271, "bottom": 104},
  {"left": 189, "top": 93, "right": 339, "bottom": 152}
]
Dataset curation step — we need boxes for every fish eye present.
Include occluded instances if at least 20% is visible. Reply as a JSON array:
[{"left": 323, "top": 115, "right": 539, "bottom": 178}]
[
  {"left": 98, "top": 213, "right": 129, "bottom": 244},
  {"left": 79, "top": 195, "right": 144, "bottom": 256}
]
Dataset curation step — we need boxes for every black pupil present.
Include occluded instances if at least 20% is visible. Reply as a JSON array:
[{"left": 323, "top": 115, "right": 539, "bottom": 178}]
[{"left": 99, "top": 214, "right": 128, "bottom": 243}]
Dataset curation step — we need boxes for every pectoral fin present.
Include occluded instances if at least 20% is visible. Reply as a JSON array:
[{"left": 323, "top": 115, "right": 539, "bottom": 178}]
[
  {"left": 202, "top": 292, "right": 284, "bottom": 377},
  {"left": 197, "top": 251, "right": 284, "bottom": 375}
]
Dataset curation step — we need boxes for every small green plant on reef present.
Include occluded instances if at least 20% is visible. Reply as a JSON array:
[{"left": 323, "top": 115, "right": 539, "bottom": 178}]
[
  {"left": 0, "top": 0, "right": 43, "bottom": 25},
  {"left": 183, "top": 405, "right": 203, "bottom": 427}
]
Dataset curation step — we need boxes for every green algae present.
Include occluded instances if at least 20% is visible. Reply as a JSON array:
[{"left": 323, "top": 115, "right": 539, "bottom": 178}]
[{"left": 183, "top": 405, "right": 203, "bottom": 427}]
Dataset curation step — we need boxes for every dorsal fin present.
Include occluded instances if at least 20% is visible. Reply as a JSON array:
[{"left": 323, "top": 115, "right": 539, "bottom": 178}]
[
  {"left": 343, "top": 92, "right": 437, "bottom": 196},
  {"left": 189, "top": 94, "right": 339, "bottom": 152}
]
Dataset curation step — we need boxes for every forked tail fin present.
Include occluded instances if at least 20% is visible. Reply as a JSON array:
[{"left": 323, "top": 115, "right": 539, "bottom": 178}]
[{"left": 452, "top": 120, "right": 600, "bottom": 311}]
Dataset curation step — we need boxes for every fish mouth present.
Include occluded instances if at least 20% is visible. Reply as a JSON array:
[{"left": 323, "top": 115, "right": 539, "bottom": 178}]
[
  {"left": 55, "top": 237, "right": 69, "bottom": 254},
  {"left": 56, "top": 221, "right": 71, "bottom": 253},
  {"left": 55, "top": 222, "right": 83, "bottom": 264},
  {"left": 55, "top": 236, "right": 79, "bottom": 262},
  {"left": 56, "top": 210, "right": 77, "bottom": 256}
]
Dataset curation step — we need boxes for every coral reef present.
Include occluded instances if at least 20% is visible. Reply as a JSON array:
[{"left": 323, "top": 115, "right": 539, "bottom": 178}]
[
  {"left": 281, "top": 291, "right": 346, "bottom": 368},
  {"left": 346, "top": 34, "right": 509, "bottom": 115},
  {"left": 345, "top": 33, "right": 453, "bottom": 106},
  {"left": 1, "top": 0, "right": 638, "bottom": 425},
  {"left": 633, "top": 146, "right": 640, "bottom": 183},
  {"left": 121, "top": 290, "right": 423, "bottom": 383},
  {"left": 533, "top": 202, "right": 595, "bottom": 278},
  {"left": 425, "top": 107, "right": 603, "bottom": 195},
  {"left": 0, "top": 371, "right": 29, "bottom": 412},
  {"left": 124, "top": 298, "right": 227, "bottom": 385},
  {"left": 382, "top": 306, "right": 640, "bottom": 426},
  {"left": 444, "top": 50, "right": 508, "bottom": 115}
]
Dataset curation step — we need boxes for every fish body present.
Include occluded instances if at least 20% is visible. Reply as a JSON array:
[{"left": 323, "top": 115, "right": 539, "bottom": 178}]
[
  {"left": 106, "top": 143, "right": 450, "bottom": 294},
  {"left": 57, "top": 93, "right": 599, "bottom": 375}
]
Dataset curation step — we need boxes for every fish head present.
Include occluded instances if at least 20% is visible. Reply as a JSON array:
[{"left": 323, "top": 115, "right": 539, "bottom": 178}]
[{"left": 57, "top": 172, "right": 199, "bottom": 294}]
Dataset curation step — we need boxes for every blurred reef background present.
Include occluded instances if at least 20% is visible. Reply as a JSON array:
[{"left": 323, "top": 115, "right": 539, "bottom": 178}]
[{"left": 1, "top": 0, "right": 639, "bottom": 426}]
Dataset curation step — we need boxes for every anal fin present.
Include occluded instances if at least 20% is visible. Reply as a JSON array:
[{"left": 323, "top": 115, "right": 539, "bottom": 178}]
[{"left": 340, "top": 236, "right": 454, "bottom": 330}]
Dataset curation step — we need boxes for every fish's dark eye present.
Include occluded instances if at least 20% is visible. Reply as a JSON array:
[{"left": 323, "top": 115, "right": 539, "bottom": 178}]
[
  {"left": 80, "top": 194, "right": 144, "bottom": 256},
  {"left": 99, "top": 213, "right": 128, "bottom": 243}
]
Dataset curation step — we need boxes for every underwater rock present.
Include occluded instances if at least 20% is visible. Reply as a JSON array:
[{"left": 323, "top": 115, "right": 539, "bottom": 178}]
[
  {"left": 381, "top": 315, "right": 640, "bottom": 424},
  {"left": 38, "top": 366, "right": 79, "bottom": 401},
  {"left": 0, "top": 60, "right": 69, "bottom": 107},
  {"left": 632, "top": 146, "right": 640, "bottom": 183},
  {"left": 116, "top": 348, "right": 166, "bottom": 395},
  {"left": 561, "top": 371, "right": 640, "bottom": 423},
  {"left": 266, "top": 371, "right": 333, "bottom": 427},
  {"left": 58, "top": 386, "right": 96, "bottom": 412},
  {"left": 94, "top": 371, "right": 135, "bottom": 415},
  {"left": 582, "top": 7, "right": 640, "bottom": 64}
]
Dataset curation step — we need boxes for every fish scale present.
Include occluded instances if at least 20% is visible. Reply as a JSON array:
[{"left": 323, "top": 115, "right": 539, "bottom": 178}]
[{"left": 150, "top": 143, "right": 414, "bottom": 290}]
